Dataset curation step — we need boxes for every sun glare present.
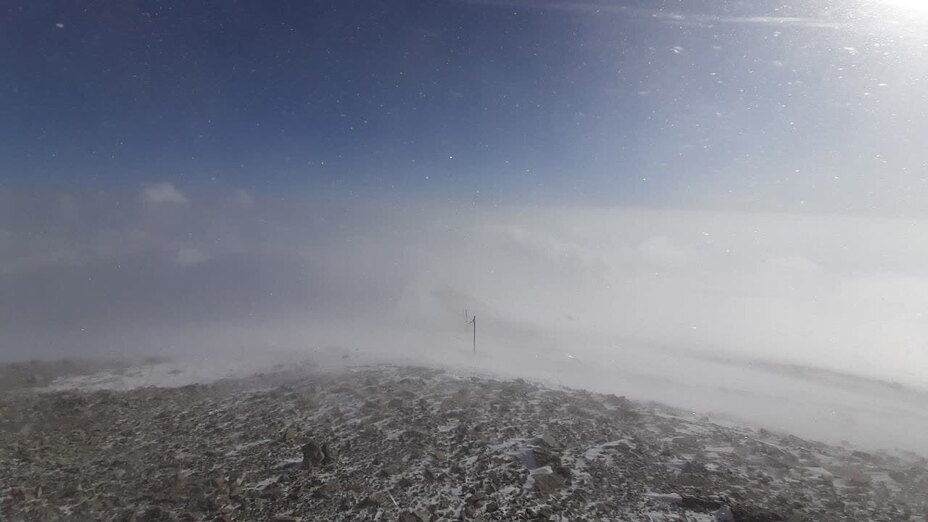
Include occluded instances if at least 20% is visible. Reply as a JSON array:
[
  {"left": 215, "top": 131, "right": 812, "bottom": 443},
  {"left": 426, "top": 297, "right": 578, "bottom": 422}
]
[{"left": 879, "top": 0, "right": 928, "bottom": 12}]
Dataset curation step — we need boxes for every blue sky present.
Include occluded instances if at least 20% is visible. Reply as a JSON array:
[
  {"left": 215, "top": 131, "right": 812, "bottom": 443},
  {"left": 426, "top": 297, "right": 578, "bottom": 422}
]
[{"left": 6, "top": 0, "right": 926, "bottom": 208}]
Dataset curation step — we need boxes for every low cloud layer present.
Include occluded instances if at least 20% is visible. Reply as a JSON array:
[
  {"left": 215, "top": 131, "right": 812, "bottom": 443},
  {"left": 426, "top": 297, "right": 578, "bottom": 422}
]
[
  {"left": 7, "top": 184, "right": 928, "bottom": 450},
  {"left": 140, "top": 182, "right": 189, "bottom": 205},
  {"left": 3, "top": 185, "right": 928, "bottom": 389}
]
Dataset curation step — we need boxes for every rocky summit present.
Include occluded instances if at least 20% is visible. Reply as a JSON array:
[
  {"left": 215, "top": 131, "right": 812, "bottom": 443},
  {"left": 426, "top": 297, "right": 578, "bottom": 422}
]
[{"left": 1, "top": 363, "right": 927, "bottom": 521}]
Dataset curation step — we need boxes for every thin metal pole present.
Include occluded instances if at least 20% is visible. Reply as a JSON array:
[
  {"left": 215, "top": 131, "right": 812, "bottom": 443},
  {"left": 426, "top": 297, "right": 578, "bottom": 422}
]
[{"left": 471, "top": 315, "right": 476, "bottom": 352}]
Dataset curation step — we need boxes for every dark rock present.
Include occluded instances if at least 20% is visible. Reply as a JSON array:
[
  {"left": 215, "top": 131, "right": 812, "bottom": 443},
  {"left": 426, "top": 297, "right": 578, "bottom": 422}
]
[
  {"left": 714, "top": 505, "right": 735, "bottom": 522},
  {"left": 312, "top": 479, "right": 338, "bottom": 498},
  {"left": 530, "top": 432, "right": 561, "bottom": 449},
  {"left": 682, "top": 460, "right": 708, "bottom": 474},
  {"left": 533, "top": 472, "right": 566, "bottom": 495},
  {"left": 137, "top": 506, "right": 171, "bottom": 521},
  {"left": 279, "top": 426, "right": 299, "bottom": 443},
  {"left": 356, "top": 493, "right": 386, "bottom": 509},
  {"left": 398, "top": 512, "right": 425, "bottom": 522},
  {"left": 730, "top": 505, "right": 785, "bottom": 522},
  {"left": 532, "top": 447, "right": 562, "bottom": 468},
  {"left": 301, "top": 440, "right": 335, "bottom": 468},
  {"left": 466, "top": 490, "right": 488, "bottom": 504},
  {"left": 681, "top": 495, "right": 725, "bottom": 511},
  {"left": 852, "top": 450, "right": 875, "bottom": 463},
  {"left": 604, "top": 394, "right": 633, "bottom": 408},
  {"left": 380, "top": 464, "right": 402, "bottom": 476}
]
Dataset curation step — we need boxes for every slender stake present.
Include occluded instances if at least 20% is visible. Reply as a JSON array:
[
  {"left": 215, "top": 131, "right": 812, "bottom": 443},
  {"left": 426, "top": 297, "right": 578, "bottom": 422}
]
[{"left": 470, "top": 315, "right": 477, "bottom": 353}]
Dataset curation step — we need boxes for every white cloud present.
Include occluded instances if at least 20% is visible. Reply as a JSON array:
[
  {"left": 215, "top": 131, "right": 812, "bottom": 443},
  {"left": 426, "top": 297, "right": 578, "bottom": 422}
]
[
  {"left": 638, "top": 235, "right": 691, "bottom": 264},
  {"left": 175, "top": 247, "right": 209, "bottom": 266},
  {"left": 764, "top": 255, "right": 822, "bottom": 274},
  {"left": 464, "top": 0, "right": 842, "bottom": 29},
  {"left": 141, "top": 182, "right": 188, "bottom": 205},
  {"left": 233, "top": 189, "right": 255, "bottom": 208}
]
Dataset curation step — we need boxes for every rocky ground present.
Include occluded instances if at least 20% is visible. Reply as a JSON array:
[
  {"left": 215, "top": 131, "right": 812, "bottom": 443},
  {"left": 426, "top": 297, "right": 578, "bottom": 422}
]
[{"left": 1, "top": 361, "right": 927, "bottom": 521}]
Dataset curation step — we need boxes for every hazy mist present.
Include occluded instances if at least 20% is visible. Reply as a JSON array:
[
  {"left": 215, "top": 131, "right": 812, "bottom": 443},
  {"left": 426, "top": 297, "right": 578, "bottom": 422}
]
[
  {"left": 5, "top": 186, "right": 928, "bottom": 451},
  {"left": 4, "top": 186, "right": 928, "bottom": 383}
]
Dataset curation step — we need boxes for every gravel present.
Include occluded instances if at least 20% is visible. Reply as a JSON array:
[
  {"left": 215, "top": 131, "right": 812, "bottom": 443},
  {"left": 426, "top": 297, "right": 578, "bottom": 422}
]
[{"left": 1, "top": 363, "right": 926, "bottom": 521}]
